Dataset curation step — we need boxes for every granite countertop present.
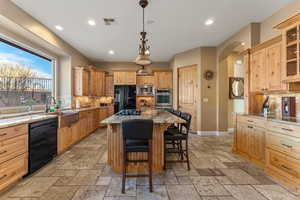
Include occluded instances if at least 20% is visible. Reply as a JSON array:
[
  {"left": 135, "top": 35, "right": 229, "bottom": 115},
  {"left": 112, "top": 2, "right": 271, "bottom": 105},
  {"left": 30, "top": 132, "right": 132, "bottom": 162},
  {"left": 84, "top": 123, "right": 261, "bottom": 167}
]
[
  {"left": 0, "top": 106, "right": 103, "bottom": 129},
  {"left": 102, "top": 110, "right": 186, "bottom": 124},
  {"left": 0, "top": 114, "right": 58, "bottom": 129},
  {"left": 239, "top": 113, "right": 300, "bottom": 126}
]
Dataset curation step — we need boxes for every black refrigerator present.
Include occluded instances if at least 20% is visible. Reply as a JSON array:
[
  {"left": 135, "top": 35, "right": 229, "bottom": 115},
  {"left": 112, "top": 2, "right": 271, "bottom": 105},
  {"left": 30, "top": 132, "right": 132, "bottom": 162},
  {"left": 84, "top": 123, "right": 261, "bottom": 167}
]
[{"left": 114, "top": 85, "right": 136, "bottom": 113}]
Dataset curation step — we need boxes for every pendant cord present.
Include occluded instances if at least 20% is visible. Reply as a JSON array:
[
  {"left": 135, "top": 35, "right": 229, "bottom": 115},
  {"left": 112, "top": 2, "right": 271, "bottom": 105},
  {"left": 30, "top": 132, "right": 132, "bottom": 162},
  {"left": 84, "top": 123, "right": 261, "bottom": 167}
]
[{"left": 143, "top": 8, "right": 145, "bottom": 32}]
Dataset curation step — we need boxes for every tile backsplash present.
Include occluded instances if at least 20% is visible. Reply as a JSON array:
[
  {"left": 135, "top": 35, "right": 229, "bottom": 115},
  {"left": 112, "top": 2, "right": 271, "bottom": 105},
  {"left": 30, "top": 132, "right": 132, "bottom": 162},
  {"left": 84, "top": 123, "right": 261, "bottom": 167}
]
[{"left": 267, "top": 93, "right": 300, "bottom": 118}]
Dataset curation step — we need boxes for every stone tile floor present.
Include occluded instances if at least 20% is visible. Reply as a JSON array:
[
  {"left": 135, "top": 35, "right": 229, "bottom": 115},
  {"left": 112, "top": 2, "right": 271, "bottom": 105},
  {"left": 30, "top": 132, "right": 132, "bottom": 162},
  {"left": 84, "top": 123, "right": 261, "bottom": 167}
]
[{"left": 1, "top": 128, "right": 300, "bottom": 200}]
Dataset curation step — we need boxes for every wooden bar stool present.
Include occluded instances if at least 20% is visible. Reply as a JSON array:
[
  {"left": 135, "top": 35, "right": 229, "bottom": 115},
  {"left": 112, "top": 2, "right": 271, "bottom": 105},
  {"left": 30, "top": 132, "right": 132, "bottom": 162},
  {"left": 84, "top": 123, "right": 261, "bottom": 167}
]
[{"left": 121, "top": 119, "right": 154, "bottom": 193}]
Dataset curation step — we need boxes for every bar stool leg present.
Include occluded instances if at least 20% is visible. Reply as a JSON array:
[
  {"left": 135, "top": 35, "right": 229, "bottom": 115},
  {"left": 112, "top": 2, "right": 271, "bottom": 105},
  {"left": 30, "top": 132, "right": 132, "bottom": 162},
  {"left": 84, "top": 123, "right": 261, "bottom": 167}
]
[
  {"left": 149, "top": 140, "right": 153, "bottom": 192},
  {"left": 186, "top": 139, "right": 190, "bottom": 171},
  {"left": 122, "top": 150, "right": 126, "bottom": 193}
]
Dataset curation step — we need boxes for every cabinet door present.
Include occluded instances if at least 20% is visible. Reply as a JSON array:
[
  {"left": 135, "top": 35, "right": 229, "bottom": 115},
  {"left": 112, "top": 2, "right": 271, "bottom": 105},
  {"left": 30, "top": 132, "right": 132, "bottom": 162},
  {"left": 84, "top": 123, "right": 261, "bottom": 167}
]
[
  {"left": 125, "top": 72, "right": 137, "bottom": 85},
  {"left": 105, "top": 76, "right": 114, "bottom": 96},
  {"left": 82, "top": 70, "right": 90, "bottom": 96},
  {"left": 267, "top": 43, "right": 286, "bottom": 91},
  {"left": 249, "top": 126, "right": 265, "bottom": 162},
  {"left": 136, "top": 76, "right": 154, "bottom": 85},
  {"left": 236, "top": 123, "right": 249, "bottom": 154},
  {"left": 154, "top": 72, "right": 172, "bottom": 89},
  {"left": 251, "top": 50, "right": 266, "bottom": 92},
  {"left": 71, "top": 121, "right": 81, "bottom": 145},
  {"left": 58, "top": 126, "right": 72, "bottom": 153}
]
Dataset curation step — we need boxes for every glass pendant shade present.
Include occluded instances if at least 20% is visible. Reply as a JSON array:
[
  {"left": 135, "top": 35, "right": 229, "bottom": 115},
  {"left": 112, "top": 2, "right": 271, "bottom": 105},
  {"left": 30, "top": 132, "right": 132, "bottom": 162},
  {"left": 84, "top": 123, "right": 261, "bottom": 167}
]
[{"left": 135, "top": 55, "right": 152, "bottom": 65}]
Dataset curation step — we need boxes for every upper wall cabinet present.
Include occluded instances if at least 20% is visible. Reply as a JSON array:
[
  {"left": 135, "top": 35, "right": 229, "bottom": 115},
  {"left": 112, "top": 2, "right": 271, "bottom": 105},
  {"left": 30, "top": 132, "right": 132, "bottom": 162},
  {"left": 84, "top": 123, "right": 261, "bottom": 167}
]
[
  {"left": 73, "top": 67, "right": 90, "bottom": 96},
  {"left": 136, "top": 75, "right": 154, "bottom": 85},
  {"left": 105, "top": 75, "right": 114, "bottom": 96},
  {"left": 275, "top": 13, "right": 300, "bottom": 82},
  {"left": 154, "top": 72, "right": 172, "bottom": 89},
  {"left": 89, "top": 68, "right": 105, "bottom": 97},
  {"left": 250, "top": 37, "right": 287, "bottom": 93},
  {"left": 113, "top": 72, "right": 136, "bottom": 85}
]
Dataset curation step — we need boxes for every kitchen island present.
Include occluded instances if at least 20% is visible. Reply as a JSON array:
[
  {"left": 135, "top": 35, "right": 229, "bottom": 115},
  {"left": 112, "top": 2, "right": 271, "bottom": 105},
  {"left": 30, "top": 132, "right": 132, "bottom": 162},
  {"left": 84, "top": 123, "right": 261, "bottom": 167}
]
[{"left": 102, "top": 110, "right": 185, "bottom": 173}]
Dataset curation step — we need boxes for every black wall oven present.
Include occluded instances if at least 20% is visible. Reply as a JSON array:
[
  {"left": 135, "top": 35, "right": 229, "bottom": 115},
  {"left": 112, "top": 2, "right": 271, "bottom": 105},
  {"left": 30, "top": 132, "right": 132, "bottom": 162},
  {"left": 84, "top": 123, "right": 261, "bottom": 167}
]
[
  {"left": 27, "top": 117, "right": 58, "bottom": 175},
  {"left": 155, "top": 89, "right": 172, "bottom": 108}
]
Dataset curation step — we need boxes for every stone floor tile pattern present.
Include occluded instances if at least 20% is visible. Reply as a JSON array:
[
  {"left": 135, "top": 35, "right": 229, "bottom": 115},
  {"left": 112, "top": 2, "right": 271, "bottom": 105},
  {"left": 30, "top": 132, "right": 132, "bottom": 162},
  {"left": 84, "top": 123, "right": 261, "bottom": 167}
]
[{"left": 1, "top": 128, "right": 299, "bottom": 200}]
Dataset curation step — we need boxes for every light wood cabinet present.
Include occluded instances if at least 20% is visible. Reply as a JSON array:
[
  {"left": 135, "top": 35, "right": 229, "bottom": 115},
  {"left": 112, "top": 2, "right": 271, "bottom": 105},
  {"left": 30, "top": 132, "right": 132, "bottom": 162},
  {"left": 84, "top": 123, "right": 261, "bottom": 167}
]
[
  {"left": 266, "top": 43, "right": 287, "bottom": 91},
  {"left": 154, "top": 72, "right": 172, "bottom": 89},
  {"left": 136, "top": 75, "right": 154, "bottom": 85},
  {"left": 89, "top": 69, "right": 105, "bottom": 97},
  {"left": 113, "top": 72, "right": 136, "bottom": 85},
  {"left": 236, "top": 123, "right": 249, "bottom": 154},
  {"left": 73, "top": 67, "right": 90, "bottom": 96},
  {"left": 99, "top": 108, "right": 108, "bottom": 127},
  {"left": 248, "top": 126, "right": 265, "bottom": 163},
  {"left": 250, "top": 49, "right": 267, "bottom": 92},
  {"left": 105, "top": 75, "right": 114, "bottom": 96},
  {"left": 58, "top": 125, "right": 73, "bottom": 153},
  {"left": 0, "top": 124, "right": 28, "bottom": 192}
]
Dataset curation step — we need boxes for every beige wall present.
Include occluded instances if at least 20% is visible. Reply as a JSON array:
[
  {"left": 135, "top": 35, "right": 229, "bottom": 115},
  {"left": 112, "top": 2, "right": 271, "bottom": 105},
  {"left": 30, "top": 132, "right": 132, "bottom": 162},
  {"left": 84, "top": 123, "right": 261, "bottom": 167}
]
[
  {"left": 0, "top": 0, "right": 92, "bottom": 108},
  {"left": 260, "top": 0, "right": 300, "bottom": 43}
]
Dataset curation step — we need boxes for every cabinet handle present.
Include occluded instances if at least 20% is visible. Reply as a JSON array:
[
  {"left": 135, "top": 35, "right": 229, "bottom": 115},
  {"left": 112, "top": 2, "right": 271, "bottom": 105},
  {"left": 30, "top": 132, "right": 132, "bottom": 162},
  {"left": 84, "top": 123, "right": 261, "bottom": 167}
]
[
  {"left": 281, "top": 143, "right": 293, "bottom": 149},
  {"left": 0, "top": 174, "right": 7, "bottom": 180},
  {"left": 0, "top": 150, "right": 7, "bottom": 155},
  {"left": 280, "top": 164, "right": 297, "bottom": 175},
  {"left": 247, "top": 120, "right": 253, "bottom": 123},
  {"left": 0, "top": 133, "right": 7, "bottom": 137},
  {"left": 281, "top": 128, "right": 293, "bottom": 132},
  {"left": 248, "top": 126, "right": 253, "bottom": 129}
]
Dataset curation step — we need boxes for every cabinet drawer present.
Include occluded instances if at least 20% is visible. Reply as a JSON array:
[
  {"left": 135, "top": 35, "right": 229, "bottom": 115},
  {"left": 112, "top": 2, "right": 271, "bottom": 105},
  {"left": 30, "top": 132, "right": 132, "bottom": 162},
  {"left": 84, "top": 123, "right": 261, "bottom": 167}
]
[
  {"left": 237, "top": 115, "right": 265, "bottom": 127},
  {"left": 0, "top": 124, "right": 28, "bottom": 142},
  {"left": 0, "top": 135, "right": 28, "bottom": 164},
  {"left": 267, "top": 132, "right": 300, "bottom": 160},
  {"left": 267, "top": 121, "right": 300, "bottom": 138},
  {"left": 0, "top": 153, "right": 28, "bottom": 192},
  {"left": 266, "top": 149, "right": 300, "bottom": 183}
]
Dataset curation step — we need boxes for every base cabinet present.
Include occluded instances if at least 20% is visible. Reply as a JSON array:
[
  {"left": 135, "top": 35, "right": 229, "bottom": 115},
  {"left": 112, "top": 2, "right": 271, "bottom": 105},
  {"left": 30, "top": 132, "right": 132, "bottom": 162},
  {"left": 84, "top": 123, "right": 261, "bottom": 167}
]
[{"left": 235, "top": 114, "right": 300, "bottom": 192}]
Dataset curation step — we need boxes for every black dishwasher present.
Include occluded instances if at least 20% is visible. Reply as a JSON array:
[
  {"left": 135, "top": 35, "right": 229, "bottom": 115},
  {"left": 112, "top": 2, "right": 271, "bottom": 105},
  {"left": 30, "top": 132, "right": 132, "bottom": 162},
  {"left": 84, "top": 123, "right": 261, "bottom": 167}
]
[{"left": 28, "top": 117, "right": 58, "bottom": 175}]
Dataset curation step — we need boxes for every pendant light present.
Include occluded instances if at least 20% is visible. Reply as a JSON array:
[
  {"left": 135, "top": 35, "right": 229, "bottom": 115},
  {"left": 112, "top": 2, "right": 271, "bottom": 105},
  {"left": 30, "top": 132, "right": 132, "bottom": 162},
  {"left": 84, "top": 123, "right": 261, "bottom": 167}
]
[{"left": 135, "top": 0, "right": 151, "bottom": 66}]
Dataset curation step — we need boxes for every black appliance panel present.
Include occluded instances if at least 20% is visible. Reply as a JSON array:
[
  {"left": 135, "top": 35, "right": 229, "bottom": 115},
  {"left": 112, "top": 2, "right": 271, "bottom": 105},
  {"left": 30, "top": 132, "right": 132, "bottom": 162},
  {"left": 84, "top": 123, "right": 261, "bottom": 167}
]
[
  {"left": 28, "top": 117, "right": 58, "bottom": 175},
  {"left": 114, "top": 85, "right": 136, "bottom": 113}
]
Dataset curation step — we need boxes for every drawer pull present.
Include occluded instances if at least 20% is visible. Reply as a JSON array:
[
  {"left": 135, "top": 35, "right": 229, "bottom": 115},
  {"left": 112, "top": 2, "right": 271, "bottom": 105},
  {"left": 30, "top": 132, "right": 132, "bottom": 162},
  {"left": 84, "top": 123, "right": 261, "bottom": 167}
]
[
  {"left": 281, "top": 143, "right": 293, "bottom": 149},
  {"left": 247, "top": 120, "right": 254, "bottom": 123},
  {"left": 281, "top": 128, "right": 293, "bottom": 132},
  {"left": 0, "top": 174, "right": 7, "bottom": 180},
  {"left": 0, "top": 133, "right": 7, "bottom": 136},
  {"left": 0, "top": 150, "right": 7, "bottom": 155},
  {"left": 248, "top": 126, "right": 253, "bottom": 129}
]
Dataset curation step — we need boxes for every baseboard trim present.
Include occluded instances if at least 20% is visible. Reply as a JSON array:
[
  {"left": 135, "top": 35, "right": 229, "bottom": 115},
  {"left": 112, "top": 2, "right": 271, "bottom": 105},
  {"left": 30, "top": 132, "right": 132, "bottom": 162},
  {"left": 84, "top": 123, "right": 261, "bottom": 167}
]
[{"left": 196, "top": 131, "right": 229, "bottom": 136}]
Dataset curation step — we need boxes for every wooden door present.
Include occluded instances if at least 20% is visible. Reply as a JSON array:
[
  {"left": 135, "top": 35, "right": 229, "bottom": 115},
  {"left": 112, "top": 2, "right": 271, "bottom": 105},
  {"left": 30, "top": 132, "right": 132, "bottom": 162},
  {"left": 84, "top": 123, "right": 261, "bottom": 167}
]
[
  {"left": 249, "top": 126, "right": 265, "bottom": 162},
  {"left": 266, "top": 43, "right": 286, "bottom": 91},
  {"left": 251, "top": 49, "right": 266, "bottom": 92},
  {"left": 178, "top": 66, "right": 197, "bottom": 131}
]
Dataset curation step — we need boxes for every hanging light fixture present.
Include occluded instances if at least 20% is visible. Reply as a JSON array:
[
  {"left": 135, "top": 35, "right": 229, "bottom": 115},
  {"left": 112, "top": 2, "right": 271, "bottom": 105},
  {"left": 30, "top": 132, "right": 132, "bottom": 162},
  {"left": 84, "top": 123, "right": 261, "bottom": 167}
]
[{"left": 135, "top": 0, "right": 151, "bottom": 66}]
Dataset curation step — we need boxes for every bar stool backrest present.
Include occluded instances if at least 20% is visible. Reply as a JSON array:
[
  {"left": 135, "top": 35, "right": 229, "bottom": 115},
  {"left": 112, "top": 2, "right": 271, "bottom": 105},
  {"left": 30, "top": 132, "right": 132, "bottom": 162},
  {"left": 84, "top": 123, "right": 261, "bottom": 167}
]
[
  {"left": 180, "top": 112, "right": 192, "bottom": 134},
  {"left": 121, "top": 119, "right": 154, "bottom": 140}
]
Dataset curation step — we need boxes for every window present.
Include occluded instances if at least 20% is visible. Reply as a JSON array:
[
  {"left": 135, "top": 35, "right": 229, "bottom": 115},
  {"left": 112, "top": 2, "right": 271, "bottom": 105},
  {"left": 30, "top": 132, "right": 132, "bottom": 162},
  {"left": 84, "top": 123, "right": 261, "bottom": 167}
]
[{"left": 0, "top": 38, "right": 53, "bottom": 108}]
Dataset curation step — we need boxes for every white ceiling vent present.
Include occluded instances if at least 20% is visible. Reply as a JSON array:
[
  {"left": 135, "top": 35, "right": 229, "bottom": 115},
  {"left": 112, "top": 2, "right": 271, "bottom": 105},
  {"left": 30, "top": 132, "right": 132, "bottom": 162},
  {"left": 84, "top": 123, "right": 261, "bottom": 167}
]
[{"left": 103, "top": 18, "right": 116, "bottom": 25}]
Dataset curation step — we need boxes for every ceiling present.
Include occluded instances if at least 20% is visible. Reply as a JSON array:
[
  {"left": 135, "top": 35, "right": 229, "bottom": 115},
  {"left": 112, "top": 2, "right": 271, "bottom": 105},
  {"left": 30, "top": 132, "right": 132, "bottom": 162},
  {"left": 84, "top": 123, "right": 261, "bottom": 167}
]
[{"left": 12, "top": 0, "right": 293, "bottom": 62}]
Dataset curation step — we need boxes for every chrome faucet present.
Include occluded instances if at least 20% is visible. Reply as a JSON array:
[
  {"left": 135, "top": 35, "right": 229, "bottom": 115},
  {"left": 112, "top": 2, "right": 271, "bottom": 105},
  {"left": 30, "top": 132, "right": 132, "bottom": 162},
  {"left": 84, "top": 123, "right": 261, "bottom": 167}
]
[{"left": 45, "top": 96, "right": 56, "bottom": 113}]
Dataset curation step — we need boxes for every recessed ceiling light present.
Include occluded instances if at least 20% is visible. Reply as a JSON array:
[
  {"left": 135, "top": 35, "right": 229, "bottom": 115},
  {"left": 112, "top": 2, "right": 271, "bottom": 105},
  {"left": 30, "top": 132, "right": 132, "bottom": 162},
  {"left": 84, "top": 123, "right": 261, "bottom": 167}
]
[
  {"left": 241, "top": 42, "right": 246, "bottom": 46},
  {"left": 205, "top": 19, "right": 214, "bottom": 26},
  {"left": 55, "top": 25, "right": 63, "bottom": 31},
  {"left": 108, "top": 50, "right": 115, "bottom": 55},
  {"left": 88, "top": 19, "right": 96, "bottom": 26},
  {"left": 236, "top": 60, "right": 243, "bottom": 65}
]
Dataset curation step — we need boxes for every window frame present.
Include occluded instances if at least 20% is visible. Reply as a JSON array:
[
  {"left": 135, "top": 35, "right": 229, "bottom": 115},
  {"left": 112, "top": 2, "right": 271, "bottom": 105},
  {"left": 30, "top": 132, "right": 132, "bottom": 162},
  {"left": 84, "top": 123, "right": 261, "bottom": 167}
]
[{"left": 0, "top": 36, "right": 57, "bottom": 111}]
